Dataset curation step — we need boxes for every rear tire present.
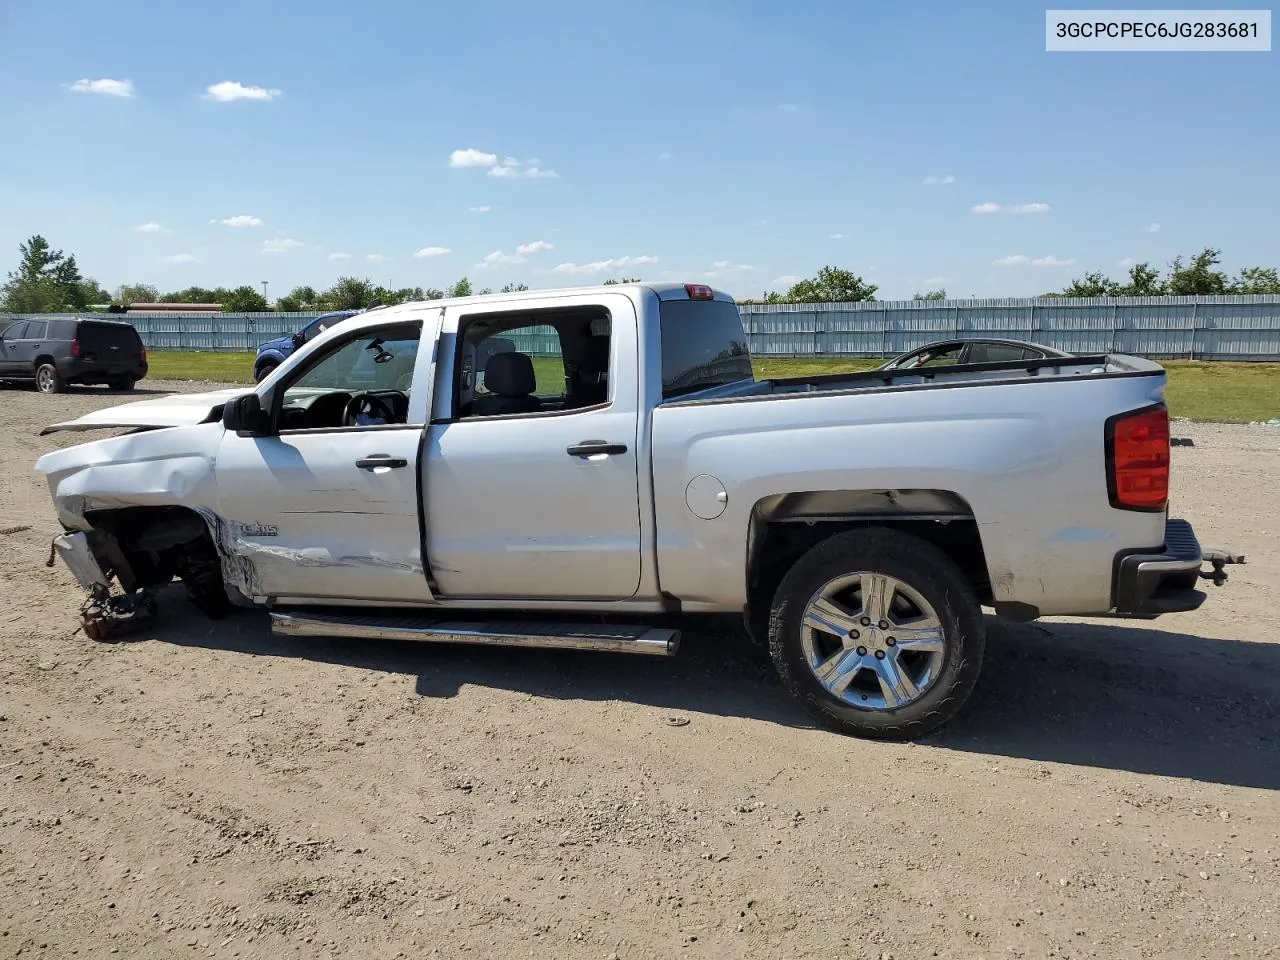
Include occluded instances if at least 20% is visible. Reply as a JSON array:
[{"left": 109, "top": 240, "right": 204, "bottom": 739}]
[
  {"left": 767, "top": 527, "right": 985, "bottom": 741},
  {"left": 108, "top": 377, "right": 137, "bottom": 391},
  {"left": 254, "top": 360, "right": 278, "bottom": 383},
  {"left": 35, "top": 363, "right": 64, "bottom": 394}
]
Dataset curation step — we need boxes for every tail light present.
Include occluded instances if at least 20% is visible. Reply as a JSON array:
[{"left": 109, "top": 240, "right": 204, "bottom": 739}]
[
  {"left": 69, "top": 339, "right": 80, "bottom": 358},
  {"left": 685, "top": 284, "right": 714, "bottom": 300},
  {"left": 1106, "top": 404, "right": 1169, "bottom": 511},
  {"left": 140, "top": 345, "right": 147, "bottom": 364}
]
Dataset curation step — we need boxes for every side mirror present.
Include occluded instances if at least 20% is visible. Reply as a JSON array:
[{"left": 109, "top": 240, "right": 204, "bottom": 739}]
[{"left": 222, "top": 393, "right": 270, "bottom": 436}]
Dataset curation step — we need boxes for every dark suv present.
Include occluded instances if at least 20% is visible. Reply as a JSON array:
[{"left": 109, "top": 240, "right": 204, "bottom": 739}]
[{"left": 0, "top": 317, "right": 148, "bottom": 394}]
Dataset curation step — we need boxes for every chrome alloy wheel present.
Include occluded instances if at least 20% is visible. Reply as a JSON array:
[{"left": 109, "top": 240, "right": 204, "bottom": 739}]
[
  {"left": 800, "top": 572, "right": 945, "bottom": 710},
  {"left": 36, "top": 366, "right": 55, "bottom": 392}
]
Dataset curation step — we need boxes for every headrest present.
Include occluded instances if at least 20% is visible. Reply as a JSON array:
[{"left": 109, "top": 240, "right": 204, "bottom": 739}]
[
  {"left": 579, "top": 336, "right": 610, "bottom": 372},
  {"left": 484, "top": 352, "right": 536, "bottom": 397}
]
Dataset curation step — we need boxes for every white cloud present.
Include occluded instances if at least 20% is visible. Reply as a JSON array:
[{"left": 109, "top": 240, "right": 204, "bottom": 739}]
[
  {"left": 1145, "top": 222, "right": 1161, "bottom": 233},
  {"left": 450, "top": 148, "right": 498, "bottom": 168},
  {"left": 69, "top": 78, "right": 134, "bottom": 98},
  {"left": 829, "top": 232, "right": 845, "bottom": 240},
  {"left": 479, "top": 250, "right": 521, "bottom": 267},
  {"left": 551, "top": 255, "right": 659, "bottom": 276},
  {"left": 263, "top": 237, "right": 304, "bottom": 253},
  {"left": 708, "top": 260, "right": 756, "bottom": 273},
  {"left": 468, "top": 205, "right": 492, "bottom": 213},
  {"left": 134, "top": 222, "right": 169, "bottom": 233},
  {"left": 366, "top": 253, "right": 387, "bottom": 261},
  {"left": 210, "top": 215, "right": 263, "bottom": 228},
  {"left": 922, "top": 174, "right": 956, "bottom": 185},
  {"left": 972, "top": 202, "right": 1051, "bottom": 214},
  {"left": 452, "top": 151, "right": 560, "bottom": 180},
  {"left": 993, "top": 254, "right": 1074, "bottom": 267},
  {"left": 204, "top": 81, "right": 281, "bottom": 102},
  {"left": 1118, "top": 257, "right": 1136, "bottom": 268},
  {"left": 158, "top": 253, "right": 197, "bottom": 264},
  {"left": 413, "top": 246, "right": 451, "bottom": 258},
  {"left": 659, "top": 151, "right": 672, "bottom": 160},
  {"left": 329, "top": 252, "right": 352, "bottom": 260},
  {"left": 773, "top": 275, "right": 801, "bottom": 287},
  {"left": 516, "top": 239, "right": 554, "bottom": 256},
  {"left": 923, "top": 276, "right": 951, "bottom": 285}
]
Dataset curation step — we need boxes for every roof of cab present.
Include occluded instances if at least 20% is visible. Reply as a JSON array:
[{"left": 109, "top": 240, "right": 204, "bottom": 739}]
[{"left": 344, "top": 281, "right": 733, "bottom": 329}]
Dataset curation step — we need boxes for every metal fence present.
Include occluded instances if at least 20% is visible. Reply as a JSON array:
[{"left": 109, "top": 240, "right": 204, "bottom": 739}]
[{"left": 5, "top": 295, "right": 1280, "bottom": 360}]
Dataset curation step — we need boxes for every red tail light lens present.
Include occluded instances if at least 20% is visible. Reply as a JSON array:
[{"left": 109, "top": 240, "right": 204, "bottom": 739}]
[
  {"left": 140, "top": 345, "right": 147, "bottom": 364},
  {"left": 685, "top": 284, "right": 714, "bottom": 300},
  {"left": 1106, "top": 404, "right": 1169, "bottom": 511},
  {"left": 69, "top": 339, "right": 80, "bottom": 358}
]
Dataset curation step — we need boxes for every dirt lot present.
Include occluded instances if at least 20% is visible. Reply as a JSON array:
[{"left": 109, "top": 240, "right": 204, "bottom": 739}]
[{"left": 2, "top": 381, "right": 1278, "bottom": 960}]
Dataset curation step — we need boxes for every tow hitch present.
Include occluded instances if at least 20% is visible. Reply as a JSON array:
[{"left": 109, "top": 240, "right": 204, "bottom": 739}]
[{"left": 1200, "top": 548, "right": 1246, "bottom": 587}]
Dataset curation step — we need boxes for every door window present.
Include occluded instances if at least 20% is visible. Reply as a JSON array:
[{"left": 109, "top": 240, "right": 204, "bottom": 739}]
[
  {"left": 275, "top": 325, "right": 422, "bottom": 432},
  {"left": 25, "top": 321, "right": 48, "bottom": 340}
]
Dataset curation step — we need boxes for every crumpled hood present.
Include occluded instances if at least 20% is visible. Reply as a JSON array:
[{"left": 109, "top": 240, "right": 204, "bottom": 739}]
[{"left": 40, "top": 387, "right": 252, "bottom": 435}]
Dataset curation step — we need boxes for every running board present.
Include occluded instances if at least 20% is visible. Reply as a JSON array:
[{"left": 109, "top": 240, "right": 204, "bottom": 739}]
[{"left": 269, "top": 611, "right": 680, "bottom": 657}]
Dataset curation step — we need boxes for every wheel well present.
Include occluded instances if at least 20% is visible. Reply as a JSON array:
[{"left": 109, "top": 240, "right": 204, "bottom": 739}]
[
  {"left": 744, "top": 490, "right": 993, "bottom": 639},
  {"left": 34, "top": 354, "right": 56, "bottom": 369},
  {"left": 82, "top": 506, "right": 229, "bottom": 615}
]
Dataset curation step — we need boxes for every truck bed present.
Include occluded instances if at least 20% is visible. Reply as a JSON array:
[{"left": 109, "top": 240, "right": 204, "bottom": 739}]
[
  {"left": 671, "top": 353, "right": 1159, "bottom": 405},
  {"left": 648, "top": 352, "right": 1169, "bottom": 616}
]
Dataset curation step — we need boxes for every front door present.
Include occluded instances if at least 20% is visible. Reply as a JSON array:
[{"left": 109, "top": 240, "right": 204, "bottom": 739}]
[
  {"left": 212, "top": 315, "right": 439, "bottom": 603},
  {"left": 422, "top": 296, "right": 643, "bottom": 600},
  {"left": 0, "top": 321, "right": 27, "bottom": 375}
]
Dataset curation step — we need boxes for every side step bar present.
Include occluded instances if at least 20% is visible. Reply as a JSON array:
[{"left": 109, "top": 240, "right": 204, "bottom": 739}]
[{"left": 270, "top": 611, "right": 680, "bottom": 657}]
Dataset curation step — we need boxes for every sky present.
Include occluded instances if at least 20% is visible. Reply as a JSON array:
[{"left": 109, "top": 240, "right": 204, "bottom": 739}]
[{"left": 0, "top": 0, "right": 1277, "bottom": 301}]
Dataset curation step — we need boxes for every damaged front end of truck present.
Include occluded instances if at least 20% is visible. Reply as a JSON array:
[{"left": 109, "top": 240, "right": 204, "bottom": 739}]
[{"left": 35, "top": 390, "right": 251, "bottom": 640}]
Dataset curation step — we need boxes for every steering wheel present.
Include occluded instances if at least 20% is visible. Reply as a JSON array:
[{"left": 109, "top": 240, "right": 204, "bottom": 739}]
[{"left": 342, "top": 392, "right": 398, "bottom": 427}]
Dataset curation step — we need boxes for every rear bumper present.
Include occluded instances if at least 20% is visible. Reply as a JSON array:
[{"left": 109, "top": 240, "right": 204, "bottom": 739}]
[
  {"left": 57, "top": 357, "right": 147, "bottom": 381},
  {"left": 1113, "top": 518, "right": 1210, "bottom": 617}
]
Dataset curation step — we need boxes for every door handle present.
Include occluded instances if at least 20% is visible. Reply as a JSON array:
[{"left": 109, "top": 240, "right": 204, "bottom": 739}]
[
  {"left": 356, "top": 455, "right": 408, "bottom": 469},
  {"left": 566, "top": 440, "right": 628, "bottom": 457}
]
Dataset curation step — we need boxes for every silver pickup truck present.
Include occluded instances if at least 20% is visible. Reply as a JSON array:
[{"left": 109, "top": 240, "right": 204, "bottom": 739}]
[{"left": 35, "top": 283, "right": 1240, "bottom": 739}]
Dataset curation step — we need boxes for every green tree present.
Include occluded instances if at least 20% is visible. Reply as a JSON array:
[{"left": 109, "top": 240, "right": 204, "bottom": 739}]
[
  {"left": 221, "top": 285, "right": 269, "bottom": 312},
  {"left": 1229, "top": 266, "right": 1280, "bottom": 295},
  {"left": 447, "top": 277, "right": 473, "bottom": 298},
  {"left": 912, "top": 288, "right": 946, "bottom": 301},
  {"left": 161, "top": 286, "right": 225, "bottom": 304},
  {"left": 320, "top": 277, "right": 379, "bottom": 310},
  {"left": 2, "top": 235, "right": 92, "bottom": 311},
  {"left": 602, "top": 277, "right": 642, "bottom": 285},
  {"left": 275, "top": 285, "right": 320, "bottom": 311},
  {"left": 500, "top": 282, "right": 530, "bottom": 293},
  {"left": 114, "top": 283, "right": 160, "bottom": 304},
  {"left": 1060, "top": 271, "right": 1119, "bottom": 297},
  {"left": 1166, "top": 247, "right": 1227, "bottom": 295},
  {"left": 784, "top": 266, "right": 877, "bottom": 302},
  {"left": 1116, "top": 262, "right": 1164, "bottom": 296}
]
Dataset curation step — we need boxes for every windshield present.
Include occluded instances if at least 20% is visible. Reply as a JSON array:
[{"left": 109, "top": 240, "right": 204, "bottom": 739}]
[{"left": 658, "top": 299, "right": 754, "bottom": 399}]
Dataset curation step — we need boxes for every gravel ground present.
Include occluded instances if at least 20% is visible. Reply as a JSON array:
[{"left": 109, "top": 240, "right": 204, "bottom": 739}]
[{"left": 1, "top": 381, "right": 1278, "bottom": 960}]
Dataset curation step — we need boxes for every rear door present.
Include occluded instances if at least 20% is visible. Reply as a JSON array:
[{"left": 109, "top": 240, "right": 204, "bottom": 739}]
[{"left": 422, "top": 293, "right": 643, "bottom": 600}]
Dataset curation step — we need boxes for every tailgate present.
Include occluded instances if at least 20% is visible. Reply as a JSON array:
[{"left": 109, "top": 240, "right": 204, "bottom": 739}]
[{"left": 78, "top": 322, "right": 143, "bottom": 364}]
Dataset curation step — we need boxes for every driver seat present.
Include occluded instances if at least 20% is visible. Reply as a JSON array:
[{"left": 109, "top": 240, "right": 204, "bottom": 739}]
[{"left": 471, "top": 353, "right": 541, "bottom": 416}]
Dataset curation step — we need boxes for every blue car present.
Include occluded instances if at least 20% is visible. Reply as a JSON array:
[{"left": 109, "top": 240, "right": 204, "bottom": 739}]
[{"left": 253, "top": 310, "right": 361, "bottom": 382}]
